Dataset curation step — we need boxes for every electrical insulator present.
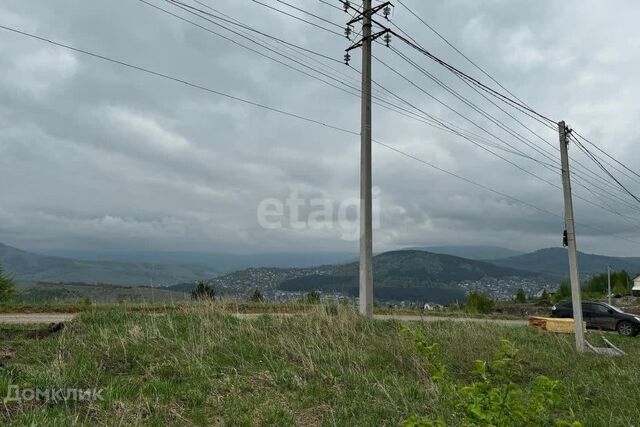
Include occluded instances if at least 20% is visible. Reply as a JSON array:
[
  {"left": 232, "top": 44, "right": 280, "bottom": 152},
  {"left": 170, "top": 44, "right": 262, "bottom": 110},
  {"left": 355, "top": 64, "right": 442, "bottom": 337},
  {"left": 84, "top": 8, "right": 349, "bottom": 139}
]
[
  {"left": 344, "top": 26, "right": 352, "bottom": 39},
  {"left": 343, "top": 1, "right": 350, "bottom": 12},
  {"left": 383, "top": 5, "right": 391, "bottom": 20},
  {"left": 344, "top": 52, "right": 351, "bottom": 65},
  {"left": 384, "top": 32, "right": 392, "bottom": 47}
]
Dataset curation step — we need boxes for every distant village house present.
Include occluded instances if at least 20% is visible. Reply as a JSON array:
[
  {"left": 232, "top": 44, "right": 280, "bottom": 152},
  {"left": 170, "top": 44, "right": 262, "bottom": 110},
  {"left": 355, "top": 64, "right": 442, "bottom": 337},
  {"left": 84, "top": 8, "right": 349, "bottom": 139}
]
[{"left": 633, "top": 275, "right": 640, "bottom": 297}]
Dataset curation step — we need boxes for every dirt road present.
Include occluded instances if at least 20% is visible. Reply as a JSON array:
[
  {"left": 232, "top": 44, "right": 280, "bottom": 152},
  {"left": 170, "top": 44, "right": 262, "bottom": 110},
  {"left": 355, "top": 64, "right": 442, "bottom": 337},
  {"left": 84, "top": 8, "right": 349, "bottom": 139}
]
[
  {"left": 0, "top": 313, "right": 77, "bottom": 324},
  {"left": 374, "top": 314, "right": 527, "bottom": 326},
  {"left": 0, "top": 312, "right": 527, "bottom": 326}
]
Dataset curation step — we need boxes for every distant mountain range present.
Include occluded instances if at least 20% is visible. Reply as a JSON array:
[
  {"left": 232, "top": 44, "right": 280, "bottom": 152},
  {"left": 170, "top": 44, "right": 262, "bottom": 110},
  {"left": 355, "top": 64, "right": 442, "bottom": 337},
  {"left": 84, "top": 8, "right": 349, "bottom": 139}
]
[
  {"left": 491, "top": 248, "right": 640, "bottom": 278},
  {"left": 43, "top": 248, "right": 355, "bottom": 273},
  {"left": 410, "top": 245, "right": 523, "bottom": 260},
  {"left": 2, "top": 242, "right": 639, "bottom": 299},
  {"left": 0, "top": 243, "right": 214, "bottom": 286}
]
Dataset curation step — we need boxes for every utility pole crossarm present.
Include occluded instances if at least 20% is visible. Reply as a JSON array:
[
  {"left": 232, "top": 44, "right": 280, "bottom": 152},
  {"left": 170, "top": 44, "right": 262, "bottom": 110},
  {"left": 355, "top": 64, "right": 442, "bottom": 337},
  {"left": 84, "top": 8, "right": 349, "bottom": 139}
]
[
  {"left": 342, "top": 1, "right": 393, "bottom": 66},
  {"left": 558, "top": 121, "right": 586, "bottom": 352},
  {"left": 345, "top": 1, "right": 392, "bottom": 25},
  {"left": 345, "top": 28, "right": 391, "bottom": 52}
]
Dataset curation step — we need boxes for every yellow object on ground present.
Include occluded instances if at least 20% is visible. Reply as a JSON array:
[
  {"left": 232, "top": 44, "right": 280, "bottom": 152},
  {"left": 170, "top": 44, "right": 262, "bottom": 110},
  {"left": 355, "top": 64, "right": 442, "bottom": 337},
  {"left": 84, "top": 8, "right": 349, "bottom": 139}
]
[{"left": 528, "top": 316, "right": 587, "bottom": 334}]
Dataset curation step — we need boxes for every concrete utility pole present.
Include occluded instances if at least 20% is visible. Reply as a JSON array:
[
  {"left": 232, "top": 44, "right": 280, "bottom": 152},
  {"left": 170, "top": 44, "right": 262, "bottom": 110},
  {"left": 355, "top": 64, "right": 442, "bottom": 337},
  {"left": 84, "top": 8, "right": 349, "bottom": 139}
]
[
  {"left": 558, "top": 121, "right": 586, "bottom": 352},
  {"left": 343, "top": 0, "right": 393, "bottom": 316},
  {"left": 608, "top": 266, "right": 612, "bottom": 305},
  {"left": 358, "top": 0, "right": 373, "bottom": 317}
]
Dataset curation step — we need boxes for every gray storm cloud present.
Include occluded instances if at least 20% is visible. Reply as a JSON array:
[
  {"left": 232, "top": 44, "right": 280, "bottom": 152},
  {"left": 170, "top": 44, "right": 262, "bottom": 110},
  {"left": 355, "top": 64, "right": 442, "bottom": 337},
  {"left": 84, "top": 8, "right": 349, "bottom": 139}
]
[{"left": 0, "top": 0, "right": 638, "bottom": 256}]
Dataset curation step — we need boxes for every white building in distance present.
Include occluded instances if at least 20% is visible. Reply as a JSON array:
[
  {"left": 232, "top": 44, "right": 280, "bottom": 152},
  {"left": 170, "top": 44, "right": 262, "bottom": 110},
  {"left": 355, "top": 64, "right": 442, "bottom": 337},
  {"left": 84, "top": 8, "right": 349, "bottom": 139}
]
[{"left": 633, "top": 275, "right": 640, "bottom": 296}]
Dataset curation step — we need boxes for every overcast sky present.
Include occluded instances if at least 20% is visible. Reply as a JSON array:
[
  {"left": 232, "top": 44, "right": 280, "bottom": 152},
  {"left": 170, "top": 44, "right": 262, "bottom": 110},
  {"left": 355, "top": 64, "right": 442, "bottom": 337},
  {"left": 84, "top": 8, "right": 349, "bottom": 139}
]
[{"left": 0, "top": 0, "right": 639, "bottom": 257}]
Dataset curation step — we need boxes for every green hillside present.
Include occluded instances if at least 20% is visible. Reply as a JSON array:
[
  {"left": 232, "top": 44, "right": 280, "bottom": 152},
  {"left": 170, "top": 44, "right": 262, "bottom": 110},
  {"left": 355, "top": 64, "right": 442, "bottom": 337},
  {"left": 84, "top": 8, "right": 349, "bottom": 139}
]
[
  {"left": 0, "top": 243, "right": 214, "bottom": 286},
  {"left": 492, "top": 248, "right": 640, "bottom": 278},
  {"left": 280, "top": 250, "right": 539, "bottom": 303},
  {"left": 410, "top": 245, "right": 523, "bottom": 260}
]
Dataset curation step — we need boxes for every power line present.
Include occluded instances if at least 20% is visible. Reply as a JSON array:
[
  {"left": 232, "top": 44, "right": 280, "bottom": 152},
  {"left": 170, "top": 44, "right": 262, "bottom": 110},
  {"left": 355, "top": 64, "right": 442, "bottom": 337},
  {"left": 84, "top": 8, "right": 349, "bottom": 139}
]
[
  {"left": 338, "top": 0, "right": 557, "bottom": 125},
  {"left": 385, "top": 41, "right": 638, "bottom": 205},
  {"left": 367, "top": 0, "right": 638, "bottom": 205},
  {"left": 369, "top": 6, "right": 557, "bottom": 132},
  {"left": 389, "top": 28, "right": 557, "bottom": 125},
  {"left": 395, "top": 0, "right": 531, "bottom": 109},
  {"left": 393, "top": 0, "right": 639, "bottom": 190},
  {"left": 377, "top": 13, "right": 639, "bottom": 207},
  {"left": 390, "top": 23, "right": 636, "bottom": 201},
  {"left": 180, "top": 0, "right": 385, "bottom": 100},
  {"left": 149, "top": 0, "right": 543, "bottom": 162},
  {"left": 186, "top": 0, "right": 375, "bottom": 97},
  {"left": 168, "top": 0, "right": 341, "bottom": 63},
  {"left": 374, "top": 52, "right": 563, "bottom": 180},
  {"left": 3, "top": 23, "right": 639, "bottom": 246},
  {"left": 387, "top": 44, "right": 562, "bottom": 169},
  {"left": 273, "top": 0, "right": 344, "bottom": 29},
  {"left": 373, "top": 139, "right": 561, "bottom": 218},
  {"left": 389, "top": 19, "right": 640, "bottom": 204},
  {"left": 376, "top": 138, "right": 640, "bottom": 246},
  {"left": 141, "top": 0, "right": 362, "bottom": 98},
  {"left": 306, "top": 2, "right": 569, "bottom": 169},
  {"left": 335, "top": 0, "right": 640, "bottom": 240},
  {"left": 156, "top": 0, "right": 422, "bottom": 118},
  {"left": 571, "top": 171, "right": 640, "bottom": 214},
  {"left": 318, "top": 0, "right": 344, "bottom": 13},
  {"left": 0, "top": 24, "right": 356, "bottom": 134},
  {"left": 573, "top": 130, "right": 640, "bottom": 184},
  {"left": 572, "top": 135, "right": 640, "bottom": 205},
  {"left": 249, "top": 0, "right": 343, "bottom": 36},
  {"left": 341, "top": 1, "right": 640, "bottom": 221},
  {"left": 375, "top": 46, "right": 640, "bottom": 223},
  {"left": 330, "top": 0, "right": 630, "bottom": 204}
]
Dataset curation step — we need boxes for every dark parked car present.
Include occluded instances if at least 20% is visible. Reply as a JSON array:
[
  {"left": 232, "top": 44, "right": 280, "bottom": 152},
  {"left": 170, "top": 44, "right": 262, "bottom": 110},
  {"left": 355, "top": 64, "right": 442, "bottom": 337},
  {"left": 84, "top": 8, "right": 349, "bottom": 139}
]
[{"left": 551, "top": 301, "right": 640, "bottom": 336}]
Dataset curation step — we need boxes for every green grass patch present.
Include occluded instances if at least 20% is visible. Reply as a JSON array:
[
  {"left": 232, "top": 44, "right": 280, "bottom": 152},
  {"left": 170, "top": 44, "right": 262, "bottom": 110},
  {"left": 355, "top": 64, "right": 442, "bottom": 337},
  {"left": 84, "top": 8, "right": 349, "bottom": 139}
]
[{"left": 0, "top": 306, "right": 638, "bottom": 425}]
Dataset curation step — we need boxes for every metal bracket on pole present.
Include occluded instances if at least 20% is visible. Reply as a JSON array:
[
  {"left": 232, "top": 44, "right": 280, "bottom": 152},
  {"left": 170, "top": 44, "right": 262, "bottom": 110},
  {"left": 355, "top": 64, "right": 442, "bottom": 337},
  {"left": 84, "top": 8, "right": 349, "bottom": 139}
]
[
  {"left": 346, "top": 1, "right": 393, "bottom": 26},
  {"left": 346, "top": 28, "right": 391, "bottom": 52}
]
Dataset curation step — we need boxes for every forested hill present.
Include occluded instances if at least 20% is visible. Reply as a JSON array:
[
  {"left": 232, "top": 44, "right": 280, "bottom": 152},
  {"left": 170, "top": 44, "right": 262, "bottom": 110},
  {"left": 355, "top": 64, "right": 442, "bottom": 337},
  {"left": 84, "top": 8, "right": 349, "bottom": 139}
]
[
  {"left": 279, "top": 250, "right": 540, "bottom": 303},
  {"left": 491, "top": 248, "right": 640, "bottom": 278}
]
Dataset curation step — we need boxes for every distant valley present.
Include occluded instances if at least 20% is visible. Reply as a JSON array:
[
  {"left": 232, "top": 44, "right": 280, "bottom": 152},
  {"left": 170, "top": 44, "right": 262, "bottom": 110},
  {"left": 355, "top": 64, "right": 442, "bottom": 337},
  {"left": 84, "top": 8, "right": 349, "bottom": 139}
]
[
  {"left": 2, "top": 242, "right": 639, "bottom": 303},
  {"left": 172, "top": 250, "right": 553, "bottom": 303}
]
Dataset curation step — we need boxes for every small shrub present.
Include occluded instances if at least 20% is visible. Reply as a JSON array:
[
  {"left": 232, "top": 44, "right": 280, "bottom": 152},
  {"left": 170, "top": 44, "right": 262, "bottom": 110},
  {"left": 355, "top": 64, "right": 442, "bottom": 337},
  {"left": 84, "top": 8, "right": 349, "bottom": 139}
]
[
  {"left": 0, "top": 265, "right": 16, "bottom": 303},
  {"left": 466, "top": 292, "right": 495, "bottom": 314},
  {"left": 191, "top": 281, "right": 216, "bottom": 301},
  {"left": 556, "top": 281, "right": 571, "bottom": 300},
  {"left": 324, "top": 298, "right": 339, "bottom": 316},
  {"left": 536, "top": 289, "right": 551, "bottom": 306},
  {"left": 248, "top": 289, "right": 264, "bottom": 303},
  {"left": 612, "top": 283, "right": 627, "bottom": 297},
  {"left": 401, "top": 326, "right": 446, "bottom": 383},
  {"left": 304, "top": 291, "right": 321, "bottom": 304},
  {"left": 514, "top": 288, "right": 527, "bottom": 304},
  {"left": 402, "top": 330, "right": 582, "bottom": 427}
]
